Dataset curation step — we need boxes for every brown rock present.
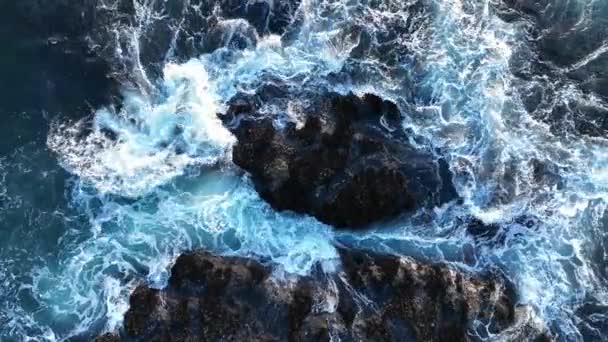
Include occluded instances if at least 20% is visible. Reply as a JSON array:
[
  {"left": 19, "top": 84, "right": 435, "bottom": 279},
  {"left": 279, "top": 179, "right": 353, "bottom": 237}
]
[
  {"left": 107, "top": 248, "right": 541, "bottom": 341},
  {"left": 227, "top": 92, "right": 458, "bottom": 228}
]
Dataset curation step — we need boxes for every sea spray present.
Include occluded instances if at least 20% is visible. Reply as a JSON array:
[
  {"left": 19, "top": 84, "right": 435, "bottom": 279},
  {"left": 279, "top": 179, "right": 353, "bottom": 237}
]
[{"left": 0, "top": 0, "right": 607, "bottom": 340}]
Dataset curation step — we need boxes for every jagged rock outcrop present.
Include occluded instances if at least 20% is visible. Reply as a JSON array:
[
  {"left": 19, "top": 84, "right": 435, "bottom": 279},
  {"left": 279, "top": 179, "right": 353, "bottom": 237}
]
[
  {"left": 222, "top": 90, "right": 458, "bottom": 228},
  {"left": 98, "top": 248, "right": 538, "bottom": 341}
]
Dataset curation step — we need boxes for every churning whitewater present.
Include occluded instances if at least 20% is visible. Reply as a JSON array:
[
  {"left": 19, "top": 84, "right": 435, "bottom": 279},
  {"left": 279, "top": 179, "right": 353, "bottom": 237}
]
[{"left": 1, "top": 0, "right": 608, "bottom": 340}]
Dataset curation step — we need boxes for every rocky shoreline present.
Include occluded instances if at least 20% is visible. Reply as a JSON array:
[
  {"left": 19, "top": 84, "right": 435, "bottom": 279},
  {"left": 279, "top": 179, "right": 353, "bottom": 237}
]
[
  {"left": 97, "top": 247, "right": 547, "bottom": 342},
  {"left": 12, "top": 0, "right": 606, "bottom": 340},
  {"left": 223, "top": 90, "right": 458, "bottom": 228},
  {"left": 92, "top": 84, "right": 511, "bottom": 341}
]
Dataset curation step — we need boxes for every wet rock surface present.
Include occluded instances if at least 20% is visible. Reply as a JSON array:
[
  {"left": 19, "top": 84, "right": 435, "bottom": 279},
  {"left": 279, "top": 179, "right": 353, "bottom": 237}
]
[
  {"left": 223, "top": 90, "right": 458, "bottom": 228},
  {"left": 100, "top": 248, "right": 535, "bottom": 342}
]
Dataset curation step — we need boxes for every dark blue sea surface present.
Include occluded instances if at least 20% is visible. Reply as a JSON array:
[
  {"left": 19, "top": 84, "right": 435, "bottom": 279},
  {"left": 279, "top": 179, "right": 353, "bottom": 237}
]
[{"left": 1, "top": 0, "right": 608, "bottom": 340}]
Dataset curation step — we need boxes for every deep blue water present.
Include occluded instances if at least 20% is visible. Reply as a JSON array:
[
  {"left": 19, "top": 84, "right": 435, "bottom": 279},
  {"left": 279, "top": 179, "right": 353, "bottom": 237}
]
[{"left": 1, "top": 0, "right": 608, "bottom": 340}]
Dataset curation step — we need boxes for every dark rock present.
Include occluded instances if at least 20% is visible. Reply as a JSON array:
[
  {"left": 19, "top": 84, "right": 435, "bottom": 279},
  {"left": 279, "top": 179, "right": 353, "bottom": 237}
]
[
  {"left": 465, "top": 217, "right": 501, "bottom": 239},
  {"left": 124, "top": 286, "right": 161, "bottom": 337},
  {"left": 461, "top": 215, "right": 541, "bottom": 248},
  {"left": 227, "top": 91, "right": 458, "bottom": 228},
  {"left": 95, "top": 333, "right": 121, "bottom": 342},
  {"left": 105, "top": 248, "right": 539, "bottom": 341}
]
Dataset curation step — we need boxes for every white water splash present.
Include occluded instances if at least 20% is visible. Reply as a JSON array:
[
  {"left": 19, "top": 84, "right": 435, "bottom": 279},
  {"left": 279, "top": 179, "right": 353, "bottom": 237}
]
[
  {"left": 1, "top": 0, "right": 607, "bottom": 340},
  {"left": 49, "top": 60, "right": 234, "bottom": 198}
]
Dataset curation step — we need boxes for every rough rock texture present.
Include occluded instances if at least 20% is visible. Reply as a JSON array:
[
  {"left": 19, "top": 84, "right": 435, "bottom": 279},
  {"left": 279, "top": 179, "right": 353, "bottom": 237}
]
[
  {"left": 96, "top": 333, "right": 121, "bottom": 342},
  {"left": 100, "top": 248, "right": 536, "bottom": 341},
  {"left": 223, "top": 91, "right": 458, "bottom": 228}
]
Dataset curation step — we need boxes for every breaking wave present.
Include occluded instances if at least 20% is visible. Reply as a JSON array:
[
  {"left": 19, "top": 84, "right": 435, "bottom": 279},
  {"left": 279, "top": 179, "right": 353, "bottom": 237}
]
[{"left": 1, "top": 0, "right": 607, "bottom": 340}]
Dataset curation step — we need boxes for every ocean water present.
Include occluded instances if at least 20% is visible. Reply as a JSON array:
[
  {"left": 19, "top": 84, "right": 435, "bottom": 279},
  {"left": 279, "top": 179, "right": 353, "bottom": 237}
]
[{"left": 1, "top": 0, "right": 608, "bottom": 340}]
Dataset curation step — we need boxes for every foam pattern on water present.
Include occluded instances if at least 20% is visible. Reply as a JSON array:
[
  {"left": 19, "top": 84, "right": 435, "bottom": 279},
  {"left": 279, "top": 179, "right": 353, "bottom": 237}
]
[
  {"left": 48, "top": 61, "right": 234, "bottom": 198},
  {"left": 2, "top": 0, "right": 608, "bottom": 340}
]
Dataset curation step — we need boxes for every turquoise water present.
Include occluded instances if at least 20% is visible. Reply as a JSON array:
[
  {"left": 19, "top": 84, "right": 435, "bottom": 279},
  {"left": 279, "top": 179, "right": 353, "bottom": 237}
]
[{"left": 2, "top": 0, "right": 608, "bottom": 340}]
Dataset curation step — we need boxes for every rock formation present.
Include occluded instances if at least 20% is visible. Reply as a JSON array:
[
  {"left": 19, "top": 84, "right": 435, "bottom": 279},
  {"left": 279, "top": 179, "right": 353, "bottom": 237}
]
[
  {"left": 223, "top": 90, "right": 458, "bottom": 228},
  {"left": 98, "top": 247, "right": 540, "bottom": 341}
]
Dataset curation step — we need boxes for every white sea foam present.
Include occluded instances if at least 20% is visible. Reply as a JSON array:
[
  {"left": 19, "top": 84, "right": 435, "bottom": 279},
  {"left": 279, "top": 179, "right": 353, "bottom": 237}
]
[
  {"left": 2, "top": 0, "right": 607, "bottom": 340},
  {"left": 49, "top": 60, "right": 235, "bottom": 198}
]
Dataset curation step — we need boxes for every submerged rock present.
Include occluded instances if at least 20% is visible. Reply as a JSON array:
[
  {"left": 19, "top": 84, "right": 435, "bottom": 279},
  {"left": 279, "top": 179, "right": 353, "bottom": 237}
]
[
  {"left": 103, "top": 0, "right": 302, "bottom": 76},
  {"left": 3, "top": 0, "right": 303, "bottom": 101},
  {"left": 224, "top": 91, "right": 458, "bottom": 228},
  {"left": 103, "top": 248, "right": 538, "bottom": 341}
]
